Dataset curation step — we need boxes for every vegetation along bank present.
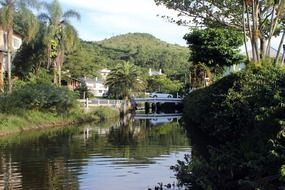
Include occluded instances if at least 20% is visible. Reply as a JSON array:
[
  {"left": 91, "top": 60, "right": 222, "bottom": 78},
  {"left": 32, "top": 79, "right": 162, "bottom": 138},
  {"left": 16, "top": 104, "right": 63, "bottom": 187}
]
[
  {"left": 177, "top": 64, "right": 285, "bottom": 190},
  {"left": 0, "top": 81, "right": 119, "bottom": 137}
]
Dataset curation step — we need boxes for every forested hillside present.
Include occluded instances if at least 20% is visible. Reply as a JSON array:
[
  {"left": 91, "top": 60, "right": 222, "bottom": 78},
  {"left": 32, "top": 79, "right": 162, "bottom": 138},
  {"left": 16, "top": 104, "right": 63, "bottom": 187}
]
[{"left": 64, "top": 33, "right": 190, "bottom": 78}]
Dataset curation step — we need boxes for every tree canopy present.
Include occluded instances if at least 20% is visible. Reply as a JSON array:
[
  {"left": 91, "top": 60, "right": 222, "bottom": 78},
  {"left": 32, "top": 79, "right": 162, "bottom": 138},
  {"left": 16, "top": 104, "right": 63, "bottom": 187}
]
[
  {"left": 105, "top": 61, "right": 145, "bottom": 99},
  {"left": 154, "top": 0, "right": 285, "bottom": 62},
  {"left": 184, "top": 28, "right": 244, "bottom": 68}
]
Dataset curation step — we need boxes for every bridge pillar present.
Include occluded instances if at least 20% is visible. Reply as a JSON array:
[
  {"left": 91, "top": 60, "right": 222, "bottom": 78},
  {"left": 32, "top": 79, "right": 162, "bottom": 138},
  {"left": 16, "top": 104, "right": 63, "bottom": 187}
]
[
  {"left": 145, "top": 102, "right": 150, "bottom": 114},
  {"left": 156, "top": 102, "right": 161, "bottom": 113}
]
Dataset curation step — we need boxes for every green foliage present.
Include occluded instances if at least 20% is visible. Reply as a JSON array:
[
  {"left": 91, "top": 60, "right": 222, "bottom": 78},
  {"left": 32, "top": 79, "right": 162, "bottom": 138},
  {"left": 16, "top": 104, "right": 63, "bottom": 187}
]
[
  {"left": 13, "top": 27, "right": 48, "bottom": 78},
  {"left": 184, "top": 28, "right": 244, "bottom": 69},
  {"left": 64, "top": 33, "right": 190, "bottom": 79},
  {"left": 178, "top": 65, "right": 285, "bottom": 189},
  {"left": 50, "top": 39, "right": 58, "bottom": 58},
  {"left": 0, "top": 82, "right": 77, "bottom": 114},
  {"left": 106, "top": 61, "right": 145, "bottom": 99},
  {"left": 147, "top": 75, "right": 182, "bottom": 93}
]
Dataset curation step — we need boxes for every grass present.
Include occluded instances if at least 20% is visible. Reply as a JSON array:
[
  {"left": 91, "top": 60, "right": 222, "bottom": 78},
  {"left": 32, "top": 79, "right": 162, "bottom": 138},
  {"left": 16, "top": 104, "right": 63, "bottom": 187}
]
[{"left": 0, "top": 106, "right": 120, "bottom": 137}]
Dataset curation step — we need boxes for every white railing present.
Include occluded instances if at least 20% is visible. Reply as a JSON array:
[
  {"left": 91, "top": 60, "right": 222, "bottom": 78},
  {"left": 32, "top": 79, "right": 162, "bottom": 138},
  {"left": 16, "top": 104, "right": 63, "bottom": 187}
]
[{"left": 78, "top": 98, "right": 123, "bottom": 108}]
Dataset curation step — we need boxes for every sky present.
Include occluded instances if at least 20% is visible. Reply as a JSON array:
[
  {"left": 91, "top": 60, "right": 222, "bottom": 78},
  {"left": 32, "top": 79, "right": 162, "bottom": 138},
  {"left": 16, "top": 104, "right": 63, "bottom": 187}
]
[{"left": 57, "top": 0, "right": 189, "bottom": 46}]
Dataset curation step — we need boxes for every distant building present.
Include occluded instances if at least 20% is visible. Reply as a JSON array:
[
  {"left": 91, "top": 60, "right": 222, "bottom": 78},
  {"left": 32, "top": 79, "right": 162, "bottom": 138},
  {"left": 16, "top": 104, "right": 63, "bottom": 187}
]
[
  {"left": 0, "top": 28, "right": 23, "bottom": 89},
  {"left": 81, "top": 69, "right": 111, "bottom": 97},
  {"left": 61, "top": 76, "right": 81, "bottom": 91},
  {"left": 148, "top": 68, "right": 162, "bottom": 76}
]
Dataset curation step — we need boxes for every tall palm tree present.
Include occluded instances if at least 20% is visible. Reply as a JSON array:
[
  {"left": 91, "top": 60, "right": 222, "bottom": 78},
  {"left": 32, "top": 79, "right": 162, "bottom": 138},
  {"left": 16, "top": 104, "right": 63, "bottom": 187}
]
[
  {"left": 106, "top": 61, "right": 145, "bottom": 100},
  {"left": 0, "top": 0, "right": 39, "bottom": 93},
  {"left": 38, "top": 0, "right": 80, "bottom": 85}
]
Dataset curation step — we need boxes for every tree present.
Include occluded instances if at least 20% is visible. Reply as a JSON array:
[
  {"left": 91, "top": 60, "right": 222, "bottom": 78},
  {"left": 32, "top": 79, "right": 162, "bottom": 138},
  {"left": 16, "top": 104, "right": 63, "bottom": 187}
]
[
  {"left": 0, "top": 0, "right": 40, "bottom": 93},
  {"left": 39, "top": 0, "right": 80, "bottom": 85},
  {"left": 147, "top": 75, "right": 182, "bottom": 93},
  {"left": 154, "top": 0, "right": 285, "bottom": 62},
  {"left": 105, "top": 61, "right": 145, "bottom": 100},
  {"left": 12, "top": 24, "right": 47, "bottom": 78},
  {"left": 184, "top": 28, "right": 244, "bottom": 70}
]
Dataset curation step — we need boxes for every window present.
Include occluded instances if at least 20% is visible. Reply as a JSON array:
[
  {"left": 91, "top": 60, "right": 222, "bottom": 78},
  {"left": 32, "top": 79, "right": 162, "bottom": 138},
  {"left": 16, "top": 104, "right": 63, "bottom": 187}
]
[
  {"left": 99, "top": 90, "right": 102, "bottom": 93},
  {"left": 13, "top": 38, "right": 21, "bottom": 49}
]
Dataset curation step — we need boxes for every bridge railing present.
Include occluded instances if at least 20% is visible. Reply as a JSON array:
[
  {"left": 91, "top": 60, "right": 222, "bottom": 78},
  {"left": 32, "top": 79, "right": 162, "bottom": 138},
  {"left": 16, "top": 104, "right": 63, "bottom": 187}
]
[
  {"left": 133, "top": 97, "right": 182, "bottom": 103},
  {"left": 78, "top": 98, "right": 123, "bottom": 108}
]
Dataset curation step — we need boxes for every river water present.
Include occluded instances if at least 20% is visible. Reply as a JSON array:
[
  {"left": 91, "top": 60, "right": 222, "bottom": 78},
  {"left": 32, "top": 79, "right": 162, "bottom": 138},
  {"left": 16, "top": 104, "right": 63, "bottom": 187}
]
[{"left": 0, "top": 113, "right": 190, "bottom": 190}]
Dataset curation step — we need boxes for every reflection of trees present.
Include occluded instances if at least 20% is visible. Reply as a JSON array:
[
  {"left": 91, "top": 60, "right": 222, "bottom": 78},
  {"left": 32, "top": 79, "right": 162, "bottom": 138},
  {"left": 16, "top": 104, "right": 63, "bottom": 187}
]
[
  {"left": 0, "top": 128, "right": 83, "bottom": 190},
  {"left": 0, "top": 120, "right": 190, "bottom": 189},
  {"left": 105, "top": 119, "right": 189, "bottom": 160},
  {"left": 108, "top": 118, "right": 144, "bottom": 146}
]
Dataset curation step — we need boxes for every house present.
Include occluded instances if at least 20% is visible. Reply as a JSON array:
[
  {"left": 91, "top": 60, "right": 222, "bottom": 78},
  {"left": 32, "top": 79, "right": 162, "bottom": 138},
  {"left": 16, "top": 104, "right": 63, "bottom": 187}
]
[
  {"left": 81, "top": 69, "right": 111, "bottom": 97},
  {"left": 0, "top": 28, "right": 23, "bottom": 89},
  {"left": 148, "top": 68, "right": 162, "bottom": 76},
  {"left": 82, "top": 77, "right": 109, "bottom": 97},
  {"left": 61, "top": 76, "right": 81, "bottom": 91}
]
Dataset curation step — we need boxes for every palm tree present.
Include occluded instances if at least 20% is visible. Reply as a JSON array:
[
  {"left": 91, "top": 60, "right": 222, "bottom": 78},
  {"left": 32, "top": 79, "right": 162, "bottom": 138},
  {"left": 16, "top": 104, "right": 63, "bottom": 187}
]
[
  {"left": 0, "top": 0, "right": 39, "bottom": 93},
  {"left": 38, "top": 0, "right": 80, "bottom": 86},
  {"left": 106, "top": 61, "right": 145, "bottom": 114},
  {"left": 106, "top": 61, "right": 145, "bottom": 100}
]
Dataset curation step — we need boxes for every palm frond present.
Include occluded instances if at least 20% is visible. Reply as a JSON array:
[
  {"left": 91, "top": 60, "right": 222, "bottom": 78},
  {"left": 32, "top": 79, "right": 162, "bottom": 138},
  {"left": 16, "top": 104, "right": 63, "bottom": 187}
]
[
  {"left": 63, "top": 10, "right": 80, "bottom": 21},
  {"left": 38, "top": 13, "right": 51, "bottom": 23}
]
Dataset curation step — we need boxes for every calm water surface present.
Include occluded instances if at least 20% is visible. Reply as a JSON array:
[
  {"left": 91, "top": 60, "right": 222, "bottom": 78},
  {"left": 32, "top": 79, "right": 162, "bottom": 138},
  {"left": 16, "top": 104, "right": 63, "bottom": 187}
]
[{"left": 0, "top": 114, "right": 190, "bottom": 190}]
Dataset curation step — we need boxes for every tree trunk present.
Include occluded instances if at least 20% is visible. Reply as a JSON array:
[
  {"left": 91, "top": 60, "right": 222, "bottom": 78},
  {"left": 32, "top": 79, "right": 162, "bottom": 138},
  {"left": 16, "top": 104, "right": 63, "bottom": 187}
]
[
  {"left": 252, "top": 0, "right": 260, "bottom": 62},
  {"left": 53, "top": 59, "right": 57, "bottom": 85},
  {"left": 260, "top": 38, "right": 265, "bottom": 60},
  {"left": 242, "top": 0, "right": 249, "bottom": 61},
  {"left": 246, "top": 3, "right": 255, "bottom": 60},
  {"left": 7, "top": 29, "right": 13, "bottom": 94},
  {"left": 266, "top": 5, "right": 276, "bottom": 56},
  {"left": 266, "top": 1, "right": 281, "bottom": 57},
  {"left": 274, "top": 30, "right": 285, "bottom": 65},
  {"left": 57, "top": 49, "right": 64, "bottom": 86},
  {"left": 0, "top": 53, "right": 4, "bottom": 92},
  {"left": 47, "top": 45, "right": 51, "bottom": 70}
]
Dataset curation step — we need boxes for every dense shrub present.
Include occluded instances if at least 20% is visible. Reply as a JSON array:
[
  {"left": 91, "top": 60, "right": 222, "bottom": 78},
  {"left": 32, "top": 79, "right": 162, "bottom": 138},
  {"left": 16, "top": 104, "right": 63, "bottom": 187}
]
[
  {"left": 177, "top": 65, "right": 285, "bottom": 190},
  {"left": 0, "top": 82, "right": 78, "bottom": 114}
]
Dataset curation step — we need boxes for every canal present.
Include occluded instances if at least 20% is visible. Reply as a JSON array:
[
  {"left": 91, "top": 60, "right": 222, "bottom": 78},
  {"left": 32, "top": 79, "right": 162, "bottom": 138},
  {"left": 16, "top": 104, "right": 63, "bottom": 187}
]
[{"left": 0, "top": 113, "right": 190, "bottom": 190}]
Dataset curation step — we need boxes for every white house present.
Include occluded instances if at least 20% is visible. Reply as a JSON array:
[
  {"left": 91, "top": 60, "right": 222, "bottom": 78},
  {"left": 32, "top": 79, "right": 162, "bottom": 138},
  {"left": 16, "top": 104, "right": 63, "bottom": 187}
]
[{"left": 81, "top": 69, "right": 111, "bottom": 97}]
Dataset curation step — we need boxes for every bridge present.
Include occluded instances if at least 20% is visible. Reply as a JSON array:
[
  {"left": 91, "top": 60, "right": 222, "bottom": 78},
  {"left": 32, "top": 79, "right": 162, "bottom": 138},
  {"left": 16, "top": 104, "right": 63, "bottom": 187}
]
[
  {"left": 78, "top": 98, "right": 123, "bottom": 108},
  {"left": 134, "top": 113, "right": 182, "bottom": 125},
  {"left": 134, "top": 113, "right": 182, "bottom": 120},
  {"left": 133, "top": 97, "right": 182, "bottom": 104}
]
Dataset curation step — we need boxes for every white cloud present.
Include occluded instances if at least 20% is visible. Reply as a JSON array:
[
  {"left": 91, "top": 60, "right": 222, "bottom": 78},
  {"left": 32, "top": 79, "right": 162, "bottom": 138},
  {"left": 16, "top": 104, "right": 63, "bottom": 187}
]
[{"left": 58, "top": 0, "right": 189, "bottom": 45}]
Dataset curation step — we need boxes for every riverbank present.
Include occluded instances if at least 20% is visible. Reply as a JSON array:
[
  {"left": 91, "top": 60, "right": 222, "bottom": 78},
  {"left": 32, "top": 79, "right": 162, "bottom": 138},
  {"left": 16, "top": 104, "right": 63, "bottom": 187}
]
[{"left": 0, "top": 106, "right": 120, "bottom": 137}]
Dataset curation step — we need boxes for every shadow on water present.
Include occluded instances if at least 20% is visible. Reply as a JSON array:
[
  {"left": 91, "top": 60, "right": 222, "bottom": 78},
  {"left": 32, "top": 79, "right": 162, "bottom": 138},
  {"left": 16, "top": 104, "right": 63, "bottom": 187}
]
[
  {"left": 171, "top": 121, "right": 285, "bottom": 190},
  {"left": 0, "top": 112, "right": 190, "bottom": 190}
]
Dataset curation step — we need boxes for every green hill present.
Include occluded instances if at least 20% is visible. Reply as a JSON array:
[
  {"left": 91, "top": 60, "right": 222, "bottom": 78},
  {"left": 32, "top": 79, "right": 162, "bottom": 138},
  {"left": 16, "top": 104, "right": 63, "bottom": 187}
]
[{"left": 64, "top": 33, "right": 190, "bottom": 78}]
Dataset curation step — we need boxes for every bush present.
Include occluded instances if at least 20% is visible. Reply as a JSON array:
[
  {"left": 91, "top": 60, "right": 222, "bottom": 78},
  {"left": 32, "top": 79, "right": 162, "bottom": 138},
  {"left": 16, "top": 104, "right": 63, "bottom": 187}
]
[
  {"left": 179, "top": 65, "right": 285, "bottom": 189},
  {"left": 0, "top": 82, "right": 78, "bottom": 114}
]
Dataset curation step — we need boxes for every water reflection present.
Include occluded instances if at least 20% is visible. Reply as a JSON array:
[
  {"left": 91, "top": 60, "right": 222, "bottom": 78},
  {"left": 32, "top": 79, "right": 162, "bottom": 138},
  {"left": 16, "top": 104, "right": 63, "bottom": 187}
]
[{"left": 0, "top": 114, "right": 190, "bottom": 190}]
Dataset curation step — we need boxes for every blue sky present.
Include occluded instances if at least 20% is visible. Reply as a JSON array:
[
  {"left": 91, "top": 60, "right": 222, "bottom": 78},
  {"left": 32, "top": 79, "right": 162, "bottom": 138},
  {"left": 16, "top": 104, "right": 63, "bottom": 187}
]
[{"left": 57, "top": 0, "right": 189, "bottom": 45}]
